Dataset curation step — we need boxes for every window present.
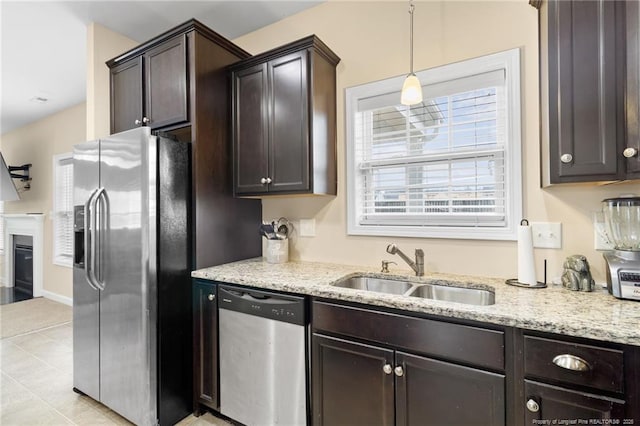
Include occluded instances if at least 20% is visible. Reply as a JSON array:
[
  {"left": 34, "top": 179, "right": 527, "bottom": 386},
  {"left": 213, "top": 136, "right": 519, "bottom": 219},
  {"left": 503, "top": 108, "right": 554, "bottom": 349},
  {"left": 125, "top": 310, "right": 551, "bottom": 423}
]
[
  {"left": 346, "top": 48, "right": 522, "bottom": 240},
  {"left": 53, "top": 153, "right": 73, "bottom": 266}
]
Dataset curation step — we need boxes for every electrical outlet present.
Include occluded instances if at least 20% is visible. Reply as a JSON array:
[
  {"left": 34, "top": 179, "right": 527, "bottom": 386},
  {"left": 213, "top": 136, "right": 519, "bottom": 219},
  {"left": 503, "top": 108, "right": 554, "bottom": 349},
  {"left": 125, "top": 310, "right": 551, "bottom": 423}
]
[
  {"left": 593, "top": 211, "right": 615, "bottom": 251},
  {"left": 299, "top": 219, "right": 316, "bottom": 237},
  {"left": 530, "top": 222, "right": 562, "bottom": 249}
]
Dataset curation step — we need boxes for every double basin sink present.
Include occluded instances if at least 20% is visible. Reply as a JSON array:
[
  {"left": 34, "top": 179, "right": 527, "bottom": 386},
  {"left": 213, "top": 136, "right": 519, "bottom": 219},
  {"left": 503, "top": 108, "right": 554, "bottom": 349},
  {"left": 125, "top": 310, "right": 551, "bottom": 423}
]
[{"left": 332, "top": 275, "right": 495, "bottom": 306}]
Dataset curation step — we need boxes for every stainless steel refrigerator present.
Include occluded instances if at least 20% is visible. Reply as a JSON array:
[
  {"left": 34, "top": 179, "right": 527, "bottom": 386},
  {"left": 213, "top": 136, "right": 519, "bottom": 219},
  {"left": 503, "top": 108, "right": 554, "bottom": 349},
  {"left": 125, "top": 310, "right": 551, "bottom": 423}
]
[{"left": 72, "top": 127, "right": 191, "bottom": 426}]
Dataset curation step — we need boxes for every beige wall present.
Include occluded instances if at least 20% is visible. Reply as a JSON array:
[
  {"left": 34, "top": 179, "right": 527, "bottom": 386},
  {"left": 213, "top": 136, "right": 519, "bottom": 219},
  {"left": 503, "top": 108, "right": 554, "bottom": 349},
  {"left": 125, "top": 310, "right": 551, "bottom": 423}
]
[
  {"left": 86, "top": 23, "right": 137, "bottom": 139},
  {"left": 0, "top": 103, "right": 86, "bottom": 299},
  {"left": 234, "top": 0, "right": 639, "bottom": 283}
]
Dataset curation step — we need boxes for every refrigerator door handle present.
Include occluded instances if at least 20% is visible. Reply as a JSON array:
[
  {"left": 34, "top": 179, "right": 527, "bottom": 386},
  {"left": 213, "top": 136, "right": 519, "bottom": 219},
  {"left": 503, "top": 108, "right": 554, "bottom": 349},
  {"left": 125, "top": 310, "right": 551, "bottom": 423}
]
[
  {"left": 95, "top": 188, "right": 109, "bottom": 291},
  {"left": 84, "top": 189, "right": 99, "bottom": 291},
  {"left": 89, "top": 187, "right": 106, "bottom": 291}
]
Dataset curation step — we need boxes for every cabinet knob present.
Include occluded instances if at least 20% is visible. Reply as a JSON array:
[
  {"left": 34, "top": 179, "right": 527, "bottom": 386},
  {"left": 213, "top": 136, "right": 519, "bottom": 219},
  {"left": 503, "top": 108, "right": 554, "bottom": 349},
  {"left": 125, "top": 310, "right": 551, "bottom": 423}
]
[
  {"left": 142, "top": 117, "right": 150, "bottom": 124},
  {"left": 526, "top": 399, "right": 539, "bottom": 413},
  {"left": 394, "top": 366, "right": 404, "bottom": 377},
  {"left": 560, "top": 153, "right": 573, "bottom": 164},
  {"left": 552, "top": 354, "right": 591, "bottom": 372},
  {"left": 382, "top": 364, "right": 393, "bottom": 375},
  {"left": 260, "top": 178, "right": 268, "bottom": 184},
  {"left": 266, "top": 177, "right": 272, "bottom": 184},
  {"left": 623, "top": 147, "right": 639, "bottom": 158},
  {"left": 207, "top": 294, "right": 215, "bottom": 301},
  {"left": 134, "top": 119, "right": 142, "bottom": 125}
]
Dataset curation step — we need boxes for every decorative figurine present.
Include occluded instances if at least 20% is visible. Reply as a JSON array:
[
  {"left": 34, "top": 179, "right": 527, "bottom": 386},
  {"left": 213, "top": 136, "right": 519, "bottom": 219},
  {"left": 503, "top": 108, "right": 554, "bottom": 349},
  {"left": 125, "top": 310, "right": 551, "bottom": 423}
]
[{"left": 561, "top": 255, "right": 595, "bottom": 292}]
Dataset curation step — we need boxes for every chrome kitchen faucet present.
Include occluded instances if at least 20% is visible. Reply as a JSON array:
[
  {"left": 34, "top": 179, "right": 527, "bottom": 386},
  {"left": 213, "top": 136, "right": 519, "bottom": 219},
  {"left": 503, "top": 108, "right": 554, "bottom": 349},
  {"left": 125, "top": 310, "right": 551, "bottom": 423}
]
[{"left": 386, "top": 244, "right": 424, "bottom": 276}]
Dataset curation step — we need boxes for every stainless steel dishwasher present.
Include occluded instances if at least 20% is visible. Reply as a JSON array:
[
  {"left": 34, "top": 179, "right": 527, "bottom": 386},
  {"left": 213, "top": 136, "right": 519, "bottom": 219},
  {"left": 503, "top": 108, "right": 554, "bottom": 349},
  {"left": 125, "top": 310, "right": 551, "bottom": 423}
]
[{"left": 218, "top": 284, "right": 307, "bottom": 426}]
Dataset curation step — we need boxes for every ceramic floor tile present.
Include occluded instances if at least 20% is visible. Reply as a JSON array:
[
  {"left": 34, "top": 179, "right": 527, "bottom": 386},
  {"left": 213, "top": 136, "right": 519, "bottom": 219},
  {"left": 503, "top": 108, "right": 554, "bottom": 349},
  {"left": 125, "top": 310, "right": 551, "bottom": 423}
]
[
  {"left": 0, "top": 345, "right": 51, "bottom": 379},
  {"left": 0, "top": 371, "right": 37, "bottom": 408},
  {"left": 187, "top": 412, "right": 234, "bottom": 426},
  {"left": 1, "top": 397, "right": 74, "bottom": 425},
  {"left": 39, "top": 323, "right": 73, "bottom": 344}
]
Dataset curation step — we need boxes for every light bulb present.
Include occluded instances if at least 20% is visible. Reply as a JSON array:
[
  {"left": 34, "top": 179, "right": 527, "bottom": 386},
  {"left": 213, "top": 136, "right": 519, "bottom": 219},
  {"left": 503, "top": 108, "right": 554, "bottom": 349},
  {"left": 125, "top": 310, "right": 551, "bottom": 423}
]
[{"left": 400, "top": 74, "right": 423, "bottom": 105}]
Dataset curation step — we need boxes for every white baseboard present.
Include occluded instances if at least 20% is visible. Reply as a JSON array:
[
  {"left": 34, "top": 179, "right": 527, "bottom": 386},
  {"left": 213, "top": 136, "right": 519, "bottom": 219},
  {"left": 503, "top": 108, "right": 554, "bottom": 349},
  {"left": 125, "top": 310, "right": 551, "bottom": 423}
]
[{"left": 42, "top": 290, "right": 72, "bottom": 306}]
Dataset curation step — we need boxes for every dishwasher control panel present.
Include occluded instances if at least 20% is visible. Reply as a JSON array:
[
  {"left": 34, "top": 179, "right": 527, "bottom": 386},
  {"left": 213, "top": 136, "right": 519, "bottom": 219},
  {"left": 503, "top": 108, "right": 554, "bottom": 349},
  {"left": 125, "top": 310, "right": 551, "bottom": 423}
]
[{"left": 218, "top": 284, "right": 306, "bottom": 326}]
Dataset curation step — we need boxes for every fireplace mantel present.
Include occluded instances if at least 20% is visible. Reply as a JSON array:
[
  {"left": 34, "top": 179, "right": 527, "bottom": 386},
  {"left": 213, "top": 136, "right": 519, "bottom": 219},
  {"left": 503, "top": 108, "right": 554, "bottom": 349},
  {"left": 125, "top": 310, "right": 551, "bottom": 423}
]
[{"left": 3, "top": 214, "right": 44, "bottom": 298}]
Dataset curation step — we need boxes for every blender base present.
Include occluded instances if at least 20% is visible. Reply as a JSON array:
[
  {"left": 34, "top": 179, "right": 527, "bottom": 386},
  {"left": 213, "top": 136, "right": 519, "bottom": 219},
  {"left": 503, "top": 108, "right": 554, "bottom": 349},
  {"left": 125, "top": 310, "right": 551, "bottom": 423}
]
[{"left": 604, "top": 250, "right": 640, "bottom": 301}]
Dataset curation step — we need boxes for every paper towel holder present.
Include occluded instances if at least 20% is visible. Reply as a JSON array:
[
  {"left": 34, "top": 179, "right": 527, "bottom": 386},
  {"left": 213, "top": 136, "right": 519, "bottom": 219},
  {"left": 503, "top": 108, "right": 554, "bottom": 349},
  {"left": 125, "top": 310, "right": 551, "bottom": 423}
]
[
  {"left": 505, "top": 278, "right": 547, "bottom": 288},
  {"left": 506, "top": 223, "right": 548, "bottom": 288}
]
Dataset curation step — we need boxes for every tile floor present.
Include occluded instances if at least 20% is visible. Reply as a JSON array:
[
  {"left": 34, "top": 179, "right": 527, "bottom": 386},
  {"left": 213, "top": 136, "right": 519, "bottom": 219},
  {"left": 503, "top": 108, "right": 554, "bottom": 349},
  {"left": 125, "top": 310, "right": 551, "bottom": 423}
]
[{"left": 0, "top": 318, "right": 230, "bottom": 425}]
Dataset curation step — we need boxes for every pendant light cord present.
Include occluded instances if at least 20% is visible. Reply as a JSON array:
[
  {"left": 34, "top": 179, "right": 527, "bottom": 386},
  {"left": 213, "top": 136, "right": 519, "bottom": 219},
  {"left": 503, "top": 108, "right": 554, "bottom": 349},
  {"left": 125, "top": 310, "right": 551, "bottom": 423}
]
[{"left": 409, "top": 1, "right": 415, "bottom": 74}]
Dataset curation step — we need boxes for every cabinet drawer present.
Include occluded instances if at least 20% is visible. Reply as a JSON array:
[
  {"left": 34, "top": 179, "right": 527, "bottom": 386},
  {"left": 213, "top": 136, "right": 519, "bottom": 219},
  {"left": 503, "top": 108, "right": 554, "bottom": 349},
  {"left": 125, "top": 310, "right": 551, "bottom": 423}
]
[
  {"left": 312, "top": 301, "right": 504, "bottom": 371},
  {"left": 524, "top": 335, "right": 624, "bottom": 393}
]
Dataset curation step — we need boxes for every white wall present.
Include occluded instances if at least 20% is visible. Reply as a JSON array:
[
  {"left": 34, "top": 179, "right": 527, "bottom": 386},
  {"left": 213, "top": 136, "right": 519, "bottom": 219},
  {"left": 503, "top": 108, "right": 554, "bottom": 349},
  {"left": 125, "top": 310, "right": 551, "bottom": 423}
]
[{"left": 234, "top": 0, "right": 639, "bottom": 283}]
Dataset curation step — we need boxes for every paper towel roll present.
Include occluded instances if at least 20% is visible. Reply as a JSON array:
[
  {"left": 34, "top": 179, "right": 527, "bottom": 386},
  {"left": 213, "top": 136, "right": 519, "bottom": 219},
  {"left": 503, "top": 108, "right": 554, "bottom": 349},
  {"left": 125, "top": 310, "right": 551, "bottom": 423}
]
[{"left": 517, "top": 222, "right": 537, "bottom": 286}]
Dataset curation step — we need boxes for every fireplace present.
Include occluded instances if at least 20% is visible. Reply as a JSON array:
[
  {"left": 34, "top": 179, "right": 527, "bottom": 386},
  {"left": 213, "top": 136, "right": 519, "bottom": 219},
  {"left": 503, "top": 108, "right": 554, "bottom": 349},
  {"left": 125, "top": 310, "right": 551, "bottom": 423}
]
[
  {"left": 13, "top": 235, "right": 33, "bottom": 299},
  {"left": 3, "top": 214, "right": 44, "bottom": 299}
]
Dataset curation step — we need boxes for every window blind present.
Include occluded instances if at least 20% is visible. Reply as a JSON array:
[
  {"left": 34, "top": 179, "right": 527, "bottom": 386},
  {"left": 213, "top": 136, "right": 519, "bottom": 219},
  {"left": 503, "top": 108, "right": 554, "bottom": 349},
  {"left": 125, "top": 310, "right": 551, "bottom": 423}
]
[
  {"left": 354, "top": 70, "right": 507, "bottom": 228},
  {"left": 53, "top": 155, "right": 73, "bottom": 265}
]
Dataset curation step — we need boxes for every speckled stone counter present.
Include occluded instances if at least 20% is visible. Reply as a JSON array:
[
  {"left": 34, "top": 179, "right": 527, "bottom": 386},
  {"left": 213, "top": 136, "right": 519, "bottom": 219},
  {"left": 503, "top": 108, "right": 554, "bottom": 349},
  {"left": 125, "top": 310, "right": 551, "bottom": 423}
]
[{"left": 192, "top": 258, "right": 640, "bottom": 346}]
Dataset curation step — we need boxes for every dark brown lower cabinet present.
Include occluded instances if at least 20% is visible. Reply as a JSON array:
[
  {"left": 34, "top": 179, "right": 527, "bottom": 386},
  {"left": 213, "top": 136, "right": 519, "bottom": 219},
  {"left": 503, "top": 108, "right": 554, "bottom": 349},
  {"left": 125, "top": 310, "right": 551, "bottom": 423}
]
[
  {"left": 524, "top": 380, "right": 625, "bottom": 423},
  {"left": 312, "top": 333, "right": 505, "bottom": 426},
  {"left": 313, "top": 334, "right": 394, "bottom": 426},
  {"left": 396, "top": 352, "right": 505, "bottom": 426},
  {"left": 193, "top": 280, "right": 218, "bottom": 412}
]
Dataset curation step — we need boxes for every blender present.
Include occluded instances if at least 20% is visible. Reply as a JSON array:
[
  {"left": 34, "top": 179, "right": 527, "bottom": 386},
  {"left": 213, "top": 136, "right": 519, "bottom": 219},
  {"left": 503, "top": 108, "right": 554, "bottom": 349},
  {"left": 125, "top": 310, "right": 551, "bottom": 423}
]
[{"left": 602, "top": 196, "right": 640, "bottom": 301}]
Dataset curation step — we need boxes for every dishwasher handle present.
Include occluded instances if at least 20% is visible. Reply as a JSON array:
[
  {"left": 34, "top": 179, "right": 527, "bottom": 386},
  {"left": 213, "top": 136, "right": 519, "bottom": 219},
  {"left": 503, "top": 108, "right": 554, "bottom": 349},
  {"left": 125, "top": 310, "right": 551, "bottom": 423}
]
[{"left": 218, "top": 285, "right": 306, "bottom": 326}]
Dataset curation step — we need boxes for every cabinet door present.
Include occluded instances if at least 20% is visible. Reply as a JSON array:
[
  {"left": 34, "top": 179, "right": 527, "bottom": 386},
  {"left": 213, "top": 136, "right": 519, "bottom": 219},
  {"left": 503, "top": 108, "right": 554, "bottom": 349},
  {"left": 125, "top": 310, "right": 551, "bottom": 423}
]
[
  {"left": 193, "top": 280, "right": 218, "bottom": 410},
  {"left": 626, "top": 0, "right": 640, "bottom": 176},
  {"left": 312, "top": 333, "right": 395, "bottom": 426},
  {"left": 547, "top": 0, "right": 621, "bottom": 182},
  {"left": 233, "top": 63, "right": 269, "bottom": 195},
  {"left": 524, "top": 380, "right": 625, "bottom": 423},
  {"left": 268, "top": 51, "right": 310, "bottom": 193},
  {"left": 110, "top": 56, "right": 143, "bottom": 134},
  {"left": 144, "top": 34, "right": 189, "bottom": 130},
  {"left": 396, "top": 352, "right": 505, "bottom": 426}
]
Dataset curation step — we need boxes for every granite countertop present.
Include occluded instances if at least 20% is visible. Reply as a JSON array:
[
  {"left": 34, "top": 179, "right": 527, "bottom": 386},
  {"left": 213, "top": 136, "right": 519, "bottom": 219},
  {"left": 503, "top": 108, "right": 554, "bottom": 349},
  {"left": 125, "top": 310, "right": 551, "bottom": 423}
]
[{"left": 192, "top": 258, "right": 640, "bottom": 346}]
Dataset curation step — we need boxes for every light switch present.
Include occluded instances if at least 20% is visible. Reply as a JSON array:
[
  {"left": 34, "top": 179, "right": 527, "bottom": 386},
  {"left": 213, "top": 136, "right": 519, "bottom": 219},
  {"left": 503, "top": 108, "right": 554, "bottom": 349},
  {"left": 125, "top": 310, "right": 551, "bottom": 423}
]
[{"left": 530, "top": 222, "right": 562, "bottom": 249}]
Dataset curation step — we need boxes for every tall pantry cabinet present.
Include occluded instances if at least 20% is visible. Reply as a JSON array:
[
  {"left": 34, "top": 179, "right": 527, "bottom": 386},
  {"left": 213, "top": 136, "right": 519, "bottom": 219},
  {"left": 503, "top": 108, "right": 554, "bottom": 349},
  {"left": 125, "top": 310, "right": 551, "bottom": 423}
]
[{"left": 106, "top": 19, "right": 262, "bottom": 270}]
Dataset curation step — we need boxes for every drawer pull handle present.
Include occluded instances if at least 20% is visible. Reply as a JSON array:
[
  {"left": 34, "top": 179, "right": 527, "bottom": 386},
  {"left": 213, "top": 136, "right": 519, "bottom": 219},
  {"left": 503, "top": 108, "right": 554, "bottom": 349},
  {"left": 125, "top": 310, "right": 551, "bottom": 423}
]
[
  {"left": 552, "top": 354, "right": 591, "bottom": 372},
  {"left": 526, "top": 398, "right": 539, "bottom": 413}
]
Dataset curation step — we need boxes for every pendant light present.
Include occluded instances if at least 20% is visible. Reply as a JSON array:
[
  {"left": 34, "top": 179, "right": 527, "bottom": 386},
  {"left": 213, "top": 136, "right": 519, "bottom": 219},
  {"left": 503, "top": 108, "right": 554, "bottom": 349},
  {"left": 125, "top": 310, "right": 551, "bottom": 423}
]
[{"left": 400, "top": 1, "right": 423, "bottom": 105}]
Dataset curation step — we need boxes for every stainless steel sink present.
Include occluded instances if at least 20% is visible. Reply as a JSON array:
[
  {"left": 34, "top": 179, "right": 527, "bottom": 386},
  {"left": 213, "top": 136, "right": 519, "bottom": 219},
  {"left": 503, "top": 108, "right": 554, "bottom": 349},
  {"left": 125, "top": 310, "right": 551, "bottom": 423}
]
[
  {"left": 331, "top": 275, "right": 495, "bottom": 306},
  {"left": 407, "top": 283, "right": 495, "bottom": 305},
  {"left": 332, "top": 276, "right": 413, "bottom": 295}
]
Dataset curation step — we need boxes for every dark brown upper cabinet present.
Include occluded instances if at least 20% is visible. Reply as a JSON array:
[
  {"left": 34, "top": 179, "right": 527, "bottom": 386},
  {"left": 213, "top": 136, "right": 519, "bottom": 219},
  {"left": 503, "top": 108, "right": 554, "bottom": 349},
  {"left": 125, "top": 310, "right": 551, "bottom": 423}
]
[
  {"left": 109, "top": 34, "right": 188, "bottom": 133},
  {"left": 230, "top": 35, "right": 340, "bottom": 196},
  {"left": 106, "top": 19, "right": 263, "bottom": 271},
  {"left": 537, "top": 0, "right": 640, "bottom": 185},
  {"left": 625, "top": 0, "right": 640, "bottom": 176}
]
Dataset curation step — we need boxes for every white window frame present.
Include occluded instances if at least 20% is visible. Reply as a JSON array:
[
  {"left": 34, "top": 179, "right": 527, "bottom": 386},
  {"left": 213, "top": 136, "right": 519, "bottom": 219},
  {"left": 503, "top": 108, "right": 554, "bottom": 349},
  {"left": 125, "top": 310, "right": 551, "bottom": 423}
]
[
  {"left": 346, "top": 48, "right": 522, "bottom": 241},
  {"left": 52, "top": 152, "right": 74, "bottom": 267}
]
